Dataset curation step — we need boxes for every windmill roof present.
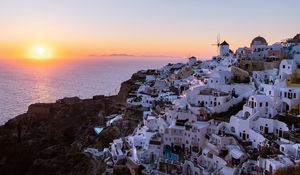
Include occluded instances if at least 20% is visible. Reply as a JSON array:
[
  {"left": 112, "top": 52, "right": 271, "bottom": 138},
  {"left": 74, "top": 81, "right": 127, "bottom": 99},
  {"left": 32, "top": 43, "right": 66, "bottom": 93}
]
[{"left": 220, "top": 41, "right": 229, "bottom": 46}]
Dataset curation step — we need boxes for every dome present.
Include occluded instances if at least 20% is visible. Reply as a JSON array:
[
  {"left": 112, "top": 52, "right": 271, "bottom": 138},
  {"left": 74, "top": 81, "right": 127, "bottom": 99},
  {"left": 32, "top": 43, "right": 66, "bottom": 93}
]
[
  {"left": 250, "top": 36, "right": 268, "bottom": 47},
  {"left": 293, "top": 34, "right": 300, "bottom": 43}
]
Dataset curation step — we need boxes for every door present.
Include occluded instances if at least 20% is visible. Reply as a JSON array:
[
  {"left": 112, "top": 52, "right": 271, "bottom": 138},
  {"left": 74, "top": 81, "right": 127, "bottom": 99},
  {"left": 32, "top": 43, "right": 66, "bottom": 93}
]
[{"left": 264, "top": 127, "right": 269, "bottom": 134}]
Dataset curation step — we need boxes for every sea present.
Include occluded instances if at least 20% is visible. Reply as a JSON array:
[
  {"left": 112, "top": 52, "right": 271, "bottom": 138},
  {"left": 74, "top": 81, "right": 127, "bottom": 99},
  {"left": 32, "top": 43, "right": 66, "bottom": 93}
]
[{"left": 0, "top": 57, "right": 185, "bottom": 125}]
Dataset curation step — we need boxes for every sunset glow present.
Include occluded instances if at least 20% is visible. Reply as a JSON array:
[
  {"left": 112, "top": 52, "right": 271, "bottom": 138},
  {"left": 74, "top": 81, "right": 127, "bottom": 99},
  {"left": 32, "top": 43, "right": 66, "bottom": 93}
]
[
  {"left": 28, "top": 44, "right": 54, "bottom": 60},
  {"left": 0, "top": 0, "right": 299, "bottom": 59},
  {"left": 1, "top": 1, "right": 300, "bottom": 174}
]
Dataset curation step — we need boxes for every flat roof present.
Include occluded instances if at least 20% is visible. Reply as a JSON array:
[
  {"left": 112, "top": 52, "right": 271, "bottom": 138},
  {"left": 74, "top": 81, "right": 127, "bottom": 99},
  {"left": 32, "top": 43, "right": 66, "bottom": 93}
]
[{"left": 192, "top": 121, "right": 209, "bottom": 128}]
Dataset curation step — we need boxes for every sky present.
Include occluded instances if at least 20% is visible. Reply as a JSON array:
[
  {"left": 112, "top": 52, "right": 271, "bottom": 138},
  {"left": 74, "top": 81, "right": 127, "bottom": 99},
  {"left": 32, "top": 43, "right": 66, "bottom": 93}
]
[{"left": 0, "top": 0, "right": 299, "bottom": 60}]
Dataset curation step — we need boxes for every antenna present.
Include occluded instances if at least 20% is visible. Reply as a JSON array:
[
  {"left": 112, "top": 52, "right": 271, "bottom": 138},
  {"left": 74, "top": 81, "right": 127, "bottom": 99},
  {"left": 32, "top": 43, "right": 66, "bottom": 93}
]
[{"left": 211, "top": 34, "right": 221, "bottom": 54}]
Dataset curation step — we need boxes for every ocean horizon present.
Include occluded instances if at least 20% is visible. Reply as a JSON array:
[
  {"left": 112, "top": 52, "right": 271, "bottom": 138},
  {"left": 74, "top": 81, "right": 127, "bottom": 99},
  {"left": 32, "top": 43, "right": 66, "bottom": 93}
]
[{"left": 0, "top": 56, "right": 185, "bottom": 125}]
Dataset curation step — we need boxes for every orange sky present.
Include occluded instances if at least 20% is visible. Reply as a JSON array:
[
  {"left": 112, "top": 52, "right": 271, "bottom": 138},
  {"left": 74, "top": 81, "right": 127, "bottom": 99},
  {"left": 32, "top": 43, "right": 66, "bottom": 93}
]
[{"left": 0, "top": 0, "right": 299, "bottom": 60}]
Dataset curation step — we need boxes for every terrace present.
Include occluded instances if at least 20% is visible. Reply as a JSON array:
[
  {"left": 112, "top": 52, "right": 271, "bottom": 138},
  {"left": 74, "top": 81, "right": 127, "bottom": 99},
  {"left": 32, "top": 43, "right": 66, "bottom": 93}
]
[{"left": 199, "top": 88, "right": 229, "bottom": 96}]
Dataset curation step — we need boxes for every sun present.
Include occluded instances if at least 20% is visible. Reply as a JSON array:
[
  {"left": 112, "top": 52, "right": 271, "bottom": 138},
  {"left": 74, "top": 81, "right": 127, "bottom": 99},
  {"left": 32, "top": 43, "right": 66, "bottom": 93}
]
[
  {"left": 28, "top": 44, "right": 54, "bottom": 60},
  {"left": 36, "top": 47, "right": 46, "bottom": 55}
]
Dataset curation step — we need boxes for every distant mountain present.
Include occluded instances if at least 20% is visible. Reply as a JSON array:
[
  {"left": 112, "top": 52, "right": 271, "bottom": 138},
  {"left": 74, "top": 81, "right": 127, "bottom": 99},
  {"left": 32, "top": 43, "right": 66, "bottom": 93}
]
[
  {"left": 101, "top": 54, "right": 136, "bottom": 57},
  {"left": 89, "top": 53, "right": 173, "bottom": 58}
]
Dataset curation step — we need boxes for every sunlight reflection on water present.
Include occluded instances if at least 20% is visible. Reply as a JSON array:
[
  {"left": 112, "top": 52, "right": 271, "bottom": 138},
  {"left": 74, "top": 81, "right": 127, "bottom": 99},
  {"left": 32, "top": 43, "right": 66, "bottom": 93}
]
[{"left": 0, "top": 57, "right": 184, "bottom": 125}]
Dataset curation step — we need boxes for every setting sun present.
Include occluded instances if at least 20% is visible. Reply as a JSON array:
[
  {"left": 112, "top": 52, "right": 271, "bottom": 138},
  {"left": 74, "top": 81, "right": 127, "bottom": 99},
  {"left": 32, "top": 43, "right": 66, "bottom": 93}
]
[
  {"left": 36, "top": 47, "right": 46, "bottom": 55},
  {"left": 28, "top": 44, "right": 54, "bottom": 60}
]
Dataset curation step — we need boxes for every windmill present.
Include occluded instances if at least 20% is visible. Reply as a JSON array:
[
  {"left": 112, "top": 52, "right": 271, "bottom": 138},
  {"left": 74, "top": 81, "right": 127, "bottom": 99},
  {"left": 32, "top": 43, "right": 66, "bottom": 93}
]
[{"left": 211, "top": 34, "right": 221, "bottom": 54}]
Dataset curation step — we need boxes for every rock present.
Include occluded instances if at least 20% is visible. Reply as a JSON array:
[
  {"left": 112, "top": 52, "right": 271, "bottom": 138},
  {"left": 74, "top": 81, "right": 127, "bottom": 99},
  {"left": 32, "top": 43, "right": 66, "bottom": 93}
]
[
  {"left": 0, "top": 72, "right": 145, "bottom": 175},
  {"left": 117, "top": 71, "right": 146, "bottom": 102},
  {"left": 56, "top": 97, "right": 81, "bottom": 105},
  {"left": 27, "top": 103, "right": 52, "bottom": 119}
]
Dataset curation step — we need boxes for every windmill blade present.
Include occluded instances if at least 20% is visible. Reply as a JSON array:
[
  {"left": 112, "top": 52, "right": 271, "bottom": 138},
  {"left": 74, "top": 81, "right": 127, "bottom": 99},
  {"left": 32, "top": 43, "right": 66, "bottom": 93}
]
[
  {"left": 217, "top": 34, "right": 220, "bottom": 45},
  {"left": 211, "top": 34, "right": 221, "bottom": 55}
]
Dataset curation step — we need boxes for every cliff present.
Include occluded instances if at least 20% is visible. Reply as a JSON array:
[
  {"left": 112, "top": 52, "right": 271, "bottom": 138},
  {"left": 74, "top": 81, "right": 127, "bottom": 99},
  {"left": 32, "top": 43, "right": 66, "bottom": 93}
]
[{"left": 0, "top": 71, "right": 146, "bottom": 175}]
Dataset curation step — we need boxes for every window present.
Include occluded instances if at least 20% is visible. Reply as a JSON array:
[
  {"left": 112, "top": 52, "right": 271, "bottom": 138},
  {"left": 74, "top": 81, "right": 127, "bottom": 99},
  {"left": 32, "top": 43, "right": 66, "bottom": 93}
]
[
  {"left": 269, "top": 91, "right": 271, "bottom": 95},
  {"left": 266, "top": 102, "right": 268, "bottom": 107},
  {"left": 283, "top": 65, "right": 286, "bottom": 69},
  {"left": 231, "top": 127, "right": 235, "bottom": 133},
  {"left": 259, "top": 102, "right": 262, "bottom": 107},
  {"left": 294, "top": 93, "right": 296, "bottom": 99}
]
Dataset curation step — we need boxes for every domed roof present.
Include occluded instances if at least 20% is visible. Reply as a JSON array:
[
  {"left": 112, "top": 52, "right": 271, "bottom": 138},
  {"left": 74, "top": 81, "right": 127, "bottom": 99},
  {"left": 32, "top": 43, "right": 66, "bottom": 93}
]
[
  {"left": 293, "top": 33, "right": 300, "bottom": 43},
  {"left": 250, "top": 36, "right": 268, "bottom": 47}
]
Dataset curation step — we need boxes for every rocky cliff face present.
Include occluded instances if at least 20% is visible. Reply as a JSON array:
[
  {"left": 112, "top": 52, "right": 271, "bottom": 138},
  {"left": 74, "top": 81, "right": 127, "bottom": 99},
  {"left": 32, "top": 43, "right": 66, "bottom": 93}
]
[{"left": 0, "top": 71, "right": 146, "bottom": 175}]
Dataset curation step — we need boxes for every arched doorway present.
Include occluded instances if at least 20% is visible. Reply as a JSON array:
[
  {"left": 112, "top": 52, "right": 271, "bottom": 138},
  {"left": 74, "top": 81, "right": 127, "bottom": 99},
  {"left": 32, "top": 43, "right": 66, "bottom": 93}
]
[
  {"left": 282, "top": 102, "right": 290, "bottom": 113},
  {"left": 244, "top": 111, "right": 251, "bottom": 118}
]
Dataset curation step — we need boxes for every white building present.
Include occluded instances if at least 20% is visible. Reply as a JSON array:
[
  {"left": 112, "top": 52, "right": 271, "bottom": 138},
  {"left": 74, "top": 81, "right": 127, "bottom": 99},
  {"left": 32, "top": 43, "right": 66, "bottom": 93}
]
[
  {"left": 250, "top": 36, "right": 269, "bottom": 60},
  {"left": 163, "top": 120, "right": 209, "bottom": 157},
  {"left": 257, "top": 155, "right": 294, "bottom": 174},
  {"left": 207, "top": 70, "right": 232, "bottom": 88},
  {"left": 188, "top": 56, "right": 197, "bottom": 66},
  {"left": 220, "top": 41, "right": 230, "bottom": 57},
  {"left": 279, "top": 59, "right": 297, "bottom": 81},
  {"left": 225, "top": 95, "right": 289, "bottom": 148},
  {"left": 280, "top": 143, "right": 300, "bottom": 159},
  {"left": 144, "top": 115, "right": 168, "bottom": 134},
  {"left": 277, "top": 87, "right": 300, "bottom": 112}
]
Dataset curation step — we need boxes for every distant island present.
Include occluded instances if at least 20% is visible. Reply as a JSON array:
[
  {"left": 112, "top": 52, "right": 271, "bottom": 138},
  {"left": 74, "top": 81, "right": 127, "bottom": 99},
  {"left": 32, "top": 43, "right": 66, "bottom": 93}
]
[
  {"left": 88, "top": 53, "right": 173, "bottom": 58},
  {"left": 100, "top": 54, "right": 136, "bottom": 57}
]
